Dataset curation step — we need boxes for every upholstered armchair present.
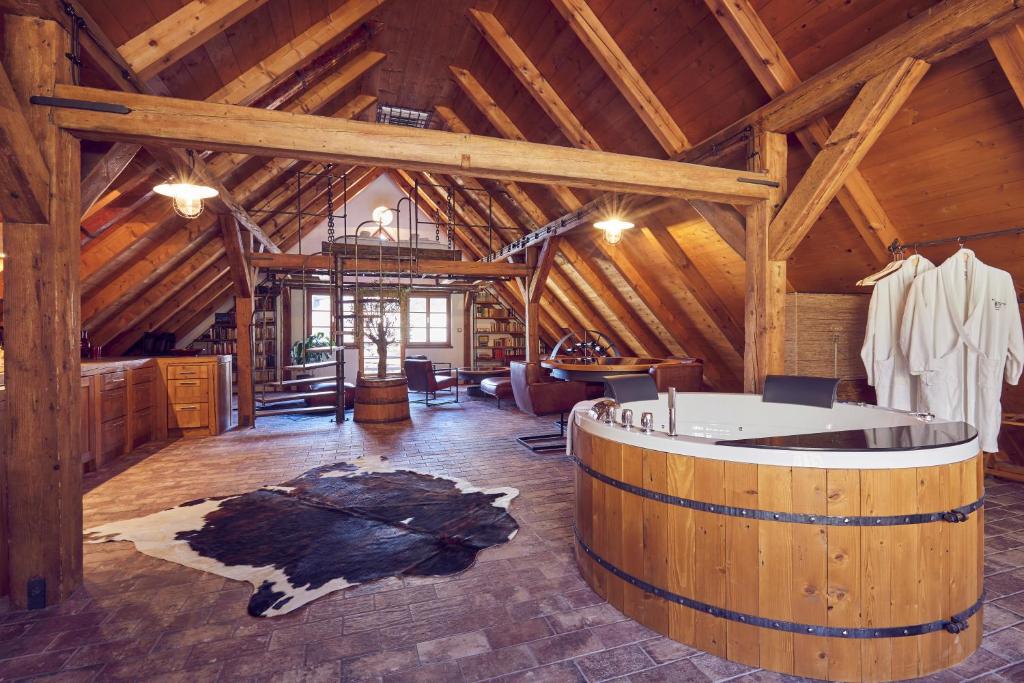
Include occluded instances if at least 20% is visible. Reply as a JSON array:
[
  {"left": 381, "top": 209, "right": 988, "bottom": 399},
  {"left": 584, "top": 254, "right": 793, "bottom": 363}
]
[
  {"left": 510, "top": 362, "right": 587, "bottom": 452},
  {"left": 404, "top": 357, "right": 459, "bottom": 406}
]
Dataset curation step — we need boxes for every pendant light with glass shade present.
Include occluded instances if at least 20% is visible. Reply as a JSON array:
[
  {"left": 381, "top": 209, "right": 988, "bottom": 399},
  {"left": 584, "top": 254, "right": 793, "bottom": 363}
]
[
  {"left": 593, "top": 217, "right": 634, "bottom": 245},
  {"left": 153, "top": 150, "right": 219, "bottom": 219}
]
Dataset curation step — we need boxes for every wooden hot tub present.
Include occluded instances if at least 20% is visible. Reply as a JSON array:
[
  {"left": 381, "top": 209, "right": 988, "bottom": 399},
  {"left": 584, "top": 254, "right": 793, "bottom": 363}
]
[{"left": 571, "top": 393, "right": 982, "bottom": 682}]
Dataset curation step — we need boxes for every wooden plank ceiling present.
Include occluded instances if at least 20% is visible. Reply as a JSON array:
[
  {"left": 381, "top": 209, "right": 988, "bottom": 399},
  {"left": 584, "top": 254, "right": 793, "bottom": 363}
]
[{"left": 19, "top": 0, "right": 1024, "bottom": 395}]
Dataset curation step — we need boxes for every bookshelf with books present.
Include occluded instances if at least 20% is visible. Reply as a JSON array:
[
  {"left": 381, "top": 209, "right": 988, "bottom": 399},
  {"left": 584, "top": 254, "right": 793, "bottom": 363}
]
[
  {"left": 252, "top": 287, "right": 279, "bottom": 390},
  {"left": 472, "top": 290, "right": 538, "bottom": 369}
]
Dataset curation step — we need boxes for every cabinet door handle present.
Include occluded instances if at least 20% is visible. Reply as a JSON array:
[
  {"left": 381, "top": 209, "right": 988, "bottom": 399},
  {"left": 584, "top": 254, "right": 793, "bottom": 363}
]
[
  {"left": 178, "top": 381, "right": 199, "bottom": 386},
  {"left": 179, "top": 406, "right": 200, "bottom": 411}
]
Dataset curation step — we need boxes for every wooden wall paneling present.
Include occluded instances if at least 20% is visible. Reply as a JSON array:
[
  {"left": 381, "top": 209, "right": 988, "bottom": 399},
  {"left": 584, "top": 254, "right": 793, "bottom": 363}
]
[
  {"left": 2, "top": 14, "right": 83, "bottom": 609},
  {"left": 118, "top": 0, "right": 272, "bottom": 82},
  {"left": 703, "top": 0, "right": 903, "bottom": 265},
  {"left": 680, "top": 0, "right": 1024, "bottom": 164},
  {"left": 769, "top": 59, "right": 930, "bottom": 260},
  {"left": 0, "top": 61, "right": 51, "bottom": 224},
  {"left": 743, "top": 129, "right": 787, "bottom": 393}
]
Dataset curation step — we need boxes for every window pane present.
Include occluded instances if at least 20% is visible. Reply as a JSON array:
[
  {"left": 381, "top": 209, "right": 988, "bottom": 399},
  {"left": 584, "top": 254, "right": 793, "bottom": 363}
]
[
  {"left": 409, "top": 297, "right": 427, "bottom": 312},
  {"left": 429, "top": 312, "right": 447, "bottom": 328},
  {"left": 409, "top": 328, "right": 427, "bottom": 343},
  {"left": 429, "top": 327, "right": 447, "bottom": 343},
  {"left": 311, "top": 311, "right": 331, "bottom": 328},
  {"left": 410, "top": 312, "right": 427, "bottom": 328},
  {"left": 311, "top": 294, "right": 331, "bottom": 311}
]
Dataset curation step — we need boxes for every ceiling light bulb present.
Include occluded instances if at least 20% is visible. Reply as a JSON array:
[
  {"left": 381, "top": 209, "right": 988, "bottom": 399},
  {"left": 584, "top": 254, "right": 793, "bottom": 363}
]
[
  {"left": 372, "top": 206, "right": 394, "bottom": 227},
  {"left": 593, "top": 218, "right": 634, "bottom": 245}
]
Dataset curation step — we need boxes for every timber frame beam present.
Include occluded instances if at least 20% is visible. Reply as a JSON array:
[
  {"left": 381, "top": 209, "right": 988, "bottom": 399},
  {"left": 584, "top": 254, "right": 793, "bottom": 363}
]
[
  {"left": 248, "top": 252, "right": 533, "bottom": 279},
  {"left": 40, "top": 85, "right": 775, "bottom": 204}
]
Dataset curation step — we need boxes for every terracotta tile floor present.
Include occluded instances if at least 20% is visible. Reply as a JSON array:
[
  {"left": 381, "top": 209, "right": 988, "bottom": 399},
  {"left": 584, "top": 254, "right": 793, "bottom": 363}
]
[{"left": 2, "top": 397, "right": 1024, "bottom": 682}]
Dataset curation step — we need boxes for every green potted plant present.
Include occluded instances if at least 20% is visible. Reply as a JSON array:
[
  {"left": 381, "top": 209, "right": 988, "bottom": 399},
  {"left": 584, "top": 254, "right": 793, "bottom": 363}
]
[{"left": 290, "top": 332, "right": 332, "bottom": 366}]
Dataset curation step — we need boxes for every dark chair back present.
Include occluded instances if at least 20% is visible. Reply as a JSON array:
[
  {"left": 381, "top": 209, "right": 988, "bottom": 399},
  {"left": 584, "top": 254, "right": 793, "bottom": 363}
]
[
  {"left": 404, "top": 358, "right": 435, "bottom": 392},
  {"left": 511, "top": 362, "right": 588, "bottom": 417},
  {"left": 762, "top": 375, "right": 839, "bottom": 408},
  {"left": 604, "top": 374, "right": 659, "bottom": 402},
  {"left": 650, "top": 359, "right": 703, "bottom": 392}
]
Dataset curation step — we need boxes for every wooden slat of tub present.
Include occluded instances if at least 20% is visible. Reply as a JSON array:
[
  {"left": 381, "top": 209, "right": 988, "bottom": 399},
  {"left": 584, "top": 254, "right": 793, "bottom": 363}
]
[
  {"left": 620, "top": 444, "right": 646, "bottom": 622},
  {"left": 826, "top": 469, "right": 863, "bottom": 682},
  {"left": 860, "top": 469, "right": 895, "bottom": 681},
  {"left": 604, "top": 438, "right": 625, "bottom": 609},
  {"left": 917, "top": 463, "right": 950, "bottom": 674},
  {"left": 588, "top": 434, "right": 608, "bottom": 600},
  {"left": 974, "top": 454, "right": 985, "bottom": 654},
  {"left": 889, "top": 467, "right": 922, "bottom": 681},
  {"left": 725, "top": 462, "right": 760, "bottom": 667},
  {"left": 758, "top": 465, "right": 794, "bottom": 674},
  {"left": 665, "top": 452, "right": 695, "bottom": 644},
  {"left": 575, "top": 429, "right": 594, "bottom": 587},
  {"left": 948, "top": 456, "right": 980, "bottom": 664},
  {"left": 694, "top": 458, "right": 727, "bottom": 657},
  {"left": 642, "top": 448, "right": 670, "bottom": 634},
  {"left": 791, "top": 467, "right": 829, "bottom": 680}
]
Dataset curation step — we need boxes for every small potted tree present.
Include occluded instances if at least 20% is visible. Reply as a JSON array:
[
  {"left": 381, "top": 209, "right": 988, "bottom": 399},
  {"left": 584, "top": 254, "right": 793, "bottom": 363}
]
[{"left": 353, "top": 295, "right": 410, "bottom": 423}]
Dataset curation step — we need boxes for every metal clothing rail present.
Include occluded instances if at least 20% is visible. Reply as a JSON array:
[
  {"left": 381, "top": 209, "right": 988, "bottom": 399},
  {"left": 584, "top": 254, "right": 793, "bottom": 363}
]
[{"left": 889, "top": 226, "right": 1024, "bottom": 254}]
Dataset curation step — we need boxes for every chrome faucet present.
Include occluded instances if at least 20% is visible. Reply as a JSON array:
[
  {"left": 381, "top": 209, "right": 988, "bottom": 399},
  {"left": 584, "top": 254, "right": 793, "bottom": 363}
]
[{"left": 667, "top": 387, "right": 677, "bottom": 437}]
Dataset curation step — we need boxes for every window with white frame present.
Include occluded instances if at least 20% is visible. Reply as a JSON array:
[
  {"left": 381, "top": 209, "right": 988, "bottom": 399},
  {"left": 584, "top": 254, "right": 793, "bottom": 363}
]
[{"left": 408, "top": 295, "right": 450, "bottom": 346}]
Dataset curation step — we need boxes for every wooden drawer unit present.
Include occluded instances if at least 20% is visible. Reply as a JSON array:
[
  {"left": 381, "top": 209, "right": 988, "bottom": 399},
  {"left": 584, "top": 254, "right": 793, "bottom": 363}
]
[
  {"left": 132, "top": 381, "right": 155, "bottom": 410},
  {"left": 100, "top": 387, "right": 126, "bottom": 422},
  {"left": 80, "top": 377, "right": 95, "bottom": 467},
  {"left": 132, "top": 407, "right": 154, "bottom": 448},
  {"left": 169, "top": 378, "right": 209, "bottom": 404},
  {"left": 100, "top": 370, "right": 127, "bottom": 391},
  {"left": 168, "top": 364, "right": 209, "bottom": 380},
  {"left": 131, "top": 365, "right": 156, "bottom": 385},
  {"left": 168, "top": 403, "right": 208, "bottom": 429},
  {"left": 100, "top": 417, "right": 126, "bottom": 461}
]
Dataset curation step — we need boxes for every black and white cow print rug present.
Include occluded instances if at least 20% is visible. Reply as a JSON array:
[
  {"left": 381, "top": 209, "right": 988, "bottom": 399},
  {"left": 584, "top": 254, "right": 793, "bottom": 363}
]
[{"left": 85, "top": 462, "right": 519, "bottom": 617}]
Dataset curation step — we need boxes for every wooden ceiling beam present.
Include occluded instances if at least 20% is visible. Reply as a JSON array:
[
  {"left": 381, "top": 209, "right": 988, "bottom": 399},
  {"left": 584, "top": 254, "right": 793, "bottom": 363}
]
[
  {"left": 770, "top": 59, "right": 930, "bottom": 260},
  {"left": 682, "top": 0, "right": 1023, "bottom": 164},
  {"left": 704, "top": 0, "right": 900, "bottom": 265},
  {"left": 549, "top": 0, "right": 689, "bottom": 156},
  {"left": 80, "top": 143, "right": 142, "bottom": 218},
  {"left": 47, "top": 85, "right": 775, "bottom": 204},
  {"left": 990, "top": 23, "right": 1024, "bottom": 108},
  {"left": 0, "top": 60, "right": 50, "bottom": 223},
  {"left": 220, "top": 214, "right": 252, "bottom": 298},
  {"left": 207, "top": 0, "right": 385, "bottom": 106},
  {"left": 118, "top": 0, "right": 271, "bottom": 82},
  {"left": 468, "top": 8, "right": 600, "bottom": 151},
  {"left": 249, "top": 252, "right": 532, "bottom": 278}
]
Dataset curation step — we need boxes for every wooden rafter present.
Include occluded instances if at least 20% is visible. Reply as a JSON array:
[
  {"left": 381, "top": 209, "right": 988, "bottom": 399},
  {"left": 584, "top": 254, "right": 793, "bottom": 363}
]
[
  {"left": 549, "top": 0, "right": 688, "bottom": 156},
  {"left": 80, "top": 143, "right": 142, "bottom": 218},
  {"left": 704, "top": 0, "right": 902, "bottom": 264},
  {"left": 207, "top": 0, "right": 385, "bottom": 106},
  {"left": 0, "top": 60, "right": 50, "bottom": 223},
  {"left": 990, "top": 23, "right": 1024, "bottom": 107},
  {"left": 47, "top": 84, "right": 774, "bottom": 204},
  {"left": 118, "top": 0, "right": 271, "bottom": 82},
  {"left": 770, "top": 59, "right": 930, "bottom": 260}
]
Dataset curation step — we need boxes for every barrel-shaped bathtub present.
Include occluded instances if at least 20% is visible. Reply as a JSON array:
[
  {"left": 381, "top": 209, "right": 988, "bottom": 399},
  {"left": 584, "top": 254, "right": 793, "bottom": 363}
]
[{"left": 570, "top": 393, "right": 982, "bottom": 682}]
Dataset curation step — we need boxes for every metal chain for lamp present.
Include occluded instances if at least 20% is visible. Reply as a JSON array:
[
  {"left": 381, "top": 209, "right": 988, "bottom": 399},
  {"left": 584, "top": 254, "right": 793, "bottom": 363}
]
[{"left": 325, "top": 164, "right": 336, "bottom": 245}]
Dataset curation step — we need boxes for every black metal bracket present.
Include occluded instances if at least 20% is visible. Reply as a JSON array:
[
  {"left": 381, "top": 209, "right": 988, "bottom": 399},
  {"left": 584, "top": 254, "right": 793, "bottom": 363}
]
[
  {"left": 572, "top": 455, "right": 984, "bottom": 527},
  {"left": 575, "top": 529, "right": 982, "bottom": 639},
  {"left": 29, "top": 96, "right": 131, "bottom": 115}
]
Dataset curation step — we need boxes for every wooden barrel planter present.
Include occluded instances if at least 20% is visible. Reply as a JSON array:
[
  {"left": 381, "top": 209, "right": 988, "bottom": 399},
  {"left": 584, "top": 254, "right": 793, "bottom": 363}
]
[
  {"left": 573, "top": 427, "right": 983, "bottom": 682},
  {"left": 353, "top": 375, "right": 410, "bottom": 424}
]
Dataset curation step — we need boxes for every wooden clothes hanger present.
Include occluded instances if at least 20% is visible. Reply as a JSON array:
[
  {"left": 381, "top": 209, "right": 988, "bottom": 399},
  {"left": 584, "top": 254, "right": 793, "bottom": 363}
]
[{"left": 857, "top": 250, "right": 906, "bottom": 287}]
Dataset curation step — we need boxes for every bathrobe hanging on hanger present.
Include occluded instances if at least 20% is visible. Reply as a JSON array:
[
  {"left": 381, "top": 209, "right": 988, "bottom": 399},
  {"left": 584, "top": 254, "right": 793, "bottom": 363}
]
[
  {"left": 900, "top": 249, "right": 1024, "bottom": 452},
  {"left": 861, "top": 255, "right": 935, "bottom": 411}
]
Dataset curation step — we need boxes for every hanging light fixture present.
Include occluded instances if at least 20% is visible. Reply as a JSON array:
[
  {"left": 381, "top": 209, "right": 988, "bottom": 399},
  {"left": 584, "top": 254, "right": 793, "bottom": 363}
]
[
  {"left": 593, "top": 217, "right": 634, "bottom": 245},
  {"left": 372, "top": 205, "right": 394, "bottom": 227},
  {"left": 153, "top": 150, "right": 219, "bottom": 219}
]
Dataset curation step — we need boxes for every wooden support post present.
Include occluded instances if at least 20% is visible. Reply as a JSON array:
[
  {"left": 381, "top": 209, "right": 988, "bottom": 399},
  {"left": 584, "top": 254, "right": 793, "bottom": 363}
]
[
  {"left": 235, "top": 295, "right": 254, "bottom": 428},
  {"left": 524, "top": 247, "right": 541, "bottom": 364},
  {"left": 743, "top": 130, "right": 787, "bottom": 393},
  {"left": 2, "top": 15, "right": 83, "bottom": 608}
]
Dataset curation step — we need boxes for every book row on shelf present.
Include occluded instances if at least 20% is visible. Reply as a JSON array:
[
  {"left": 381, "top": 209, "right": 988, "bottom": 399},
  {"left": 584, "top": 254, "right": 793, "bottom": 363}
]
[
  {"left": 478, "top": 319, "right": 524, "bottom": 334},
  {"left": 475, "top": 304, "right": 511, "bottom": 320}
]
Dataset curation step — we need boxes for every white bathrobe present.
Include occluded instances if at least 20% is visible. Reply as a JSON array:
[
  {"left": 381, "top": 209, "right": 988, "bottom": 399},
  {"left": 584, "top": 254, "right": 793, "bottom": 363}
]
[
  {"left": 900, "top": 249, "right": 1024, "bottom": 452},
  {"left": 861, "top": 255, "right": 935, "bottom": 411}
]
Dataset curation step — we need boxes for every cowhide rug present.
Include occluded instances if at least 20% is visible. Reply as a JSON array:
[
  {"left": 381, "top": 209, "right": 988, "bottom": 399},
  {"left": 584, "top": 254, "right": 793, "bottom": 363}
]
[{"left": 85, "top": 462, "right": 519, "bottom": 617}]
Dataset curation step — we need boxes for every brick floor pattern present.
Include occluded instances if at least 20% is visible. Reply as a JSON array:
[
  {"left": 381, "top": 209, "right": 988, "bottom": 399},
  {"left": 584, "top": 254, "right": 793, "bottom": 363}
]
[{"left": 1, "top": 398, "right": 1024, "bottom": 682}]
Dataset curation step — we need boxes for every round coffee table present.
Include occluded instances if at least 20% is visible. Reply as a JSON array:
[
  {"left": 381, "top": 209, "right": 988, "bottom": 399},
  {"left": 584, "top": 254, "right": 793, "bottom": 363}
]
[{"left": 457, "top": 367, "right": 511, "bottom": 397}]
